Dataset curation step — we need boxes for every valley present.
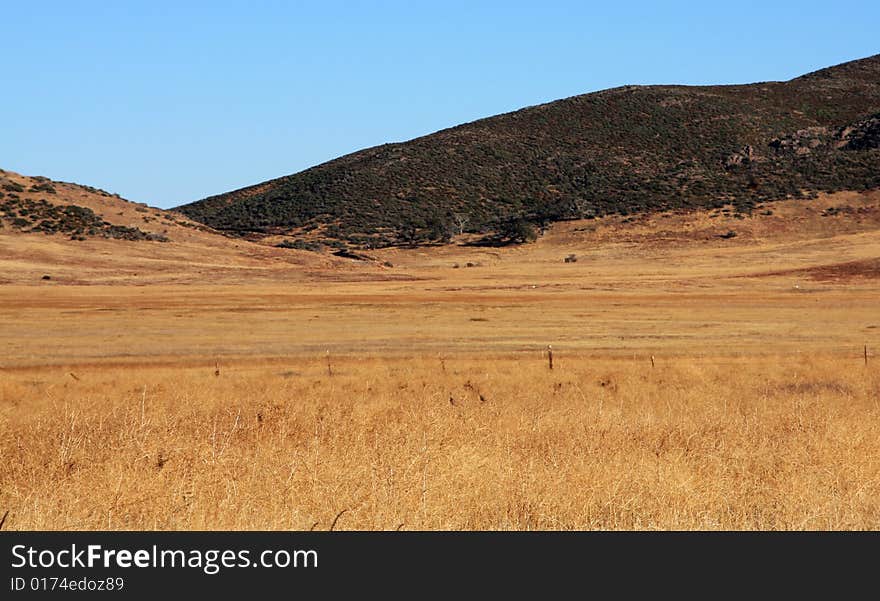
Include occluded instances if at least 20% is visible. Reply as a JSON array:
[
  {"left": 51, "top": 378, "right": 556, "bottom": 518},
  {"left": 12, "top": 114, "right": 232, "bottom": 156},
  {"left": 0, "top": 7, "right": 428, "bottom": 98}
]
[{"left": 2, "top": 188, "right": 878, "bottom": 530}]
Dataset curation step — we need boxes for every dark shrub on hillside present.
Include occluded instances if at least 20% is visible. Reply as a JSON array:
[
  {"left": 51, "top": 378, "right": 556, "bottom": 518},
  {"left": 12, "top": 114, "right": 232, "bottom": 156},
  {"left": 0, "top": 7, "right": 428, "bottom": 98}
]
[
  {"left": 0, "top": 197, "right": 168, "bottom": 242},
  {"left": 2, "top": 182, "right": 25, "bottom": 193},
  {"left": 275, "top": 239, "right": 321, "bottom": 251}
]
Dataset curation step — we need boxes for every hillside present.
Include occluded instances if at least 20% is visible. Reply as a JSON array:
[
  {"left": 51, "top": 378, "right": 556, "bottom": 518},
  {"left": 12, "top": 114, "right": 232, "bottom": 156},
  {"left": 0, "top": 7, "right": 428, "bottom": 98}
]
[
  {"left": 0, "top": 169, "right": 361, "bottom": 284},
  {"left": 1, "top": 170, "right": 177, "bottom": 242},
  {"left": 176, "top": 54, "right": 880, "bottom": 248}
]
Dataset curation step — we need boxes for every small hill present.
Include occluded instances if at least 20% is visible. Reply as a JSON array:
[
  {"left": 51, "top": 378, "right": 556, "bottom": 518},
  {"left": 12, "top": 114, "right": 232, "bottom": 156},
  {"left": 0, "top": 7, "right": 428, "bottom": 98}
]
[
  {"left": 176, "top": 54, "right": 880, "bottom": 248},
  {"left": 0, "top": 169, "right": 361, "bottom": 284},
  {"left": 0, "top": 170, "right": 178, "bottom": 242}
]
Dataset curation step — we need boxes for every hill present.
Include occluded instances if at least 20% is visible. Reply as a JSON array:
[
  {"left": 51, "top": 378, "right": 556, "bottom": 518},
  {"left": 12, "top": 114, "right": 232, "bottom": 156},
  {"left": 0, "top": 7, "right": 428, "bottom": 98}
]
[
  {"left": 0, "top": 169, "right": 361, "bottom": 284},
  {"left": 176, "top": 54, "right": 880, "bottom": 249},
  {"left": 1, "top": 170, "right": 177, "bottom": 242}
]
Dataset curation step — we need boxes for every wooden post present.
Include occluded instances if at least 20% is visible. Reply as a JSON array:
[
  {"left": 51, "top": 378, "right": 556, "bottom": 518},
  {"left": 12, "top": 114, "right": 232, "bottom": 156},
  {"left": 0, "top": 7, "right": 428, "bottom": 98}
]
[
  {"left": 547, "top": 345, "right": 554, "bottom": 370},
  {"left": 326, "top": 350, "right": 333, "bottom": 376},
  {"left": 866, "top": 345, "right": 869, "bottom": 366}
]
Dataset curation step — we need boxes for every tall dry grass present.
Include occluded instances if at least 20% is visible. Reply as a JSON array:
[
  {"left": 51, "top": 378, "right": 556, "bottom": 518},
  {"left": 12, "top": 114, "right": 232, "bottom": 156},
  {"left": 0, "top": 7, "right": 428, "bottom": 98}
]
[{"left": 1, "top": 353, "right": 878, "bottom": 530}]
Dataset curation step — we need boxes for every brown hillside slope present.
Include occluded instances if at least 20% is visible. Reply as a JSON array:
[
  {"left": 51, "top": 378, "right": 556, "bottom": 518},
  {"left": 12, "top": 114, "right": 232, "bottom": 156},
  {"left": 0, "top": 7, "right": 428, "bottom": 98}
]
[{"left": 0, "top": 169, "right": 375, "bottom": 284}]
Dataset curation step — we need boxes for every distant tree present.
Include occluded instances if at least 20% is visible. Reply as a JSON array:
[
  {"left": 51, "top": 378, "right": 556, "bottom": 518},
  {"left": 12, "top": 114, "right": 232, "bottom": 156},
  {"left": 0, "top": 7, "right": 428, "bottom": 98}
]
[
  {"left": 498, "top": 217, "right": 538, "bottom": 244},
  {"left": 452, "top": 212, "right": 470, "bottom": 236},
  {"left": 425, "top": 212, "right": 453, "bottom": 243},
  {"left": 395, "top": 218, "right": 424, "bottom": 247},
  {"left": 571, "top": 198, "right": 596, "bottom": 219},
  {"left": 528, "top": 198, "right": 559, "bottom": 226}
]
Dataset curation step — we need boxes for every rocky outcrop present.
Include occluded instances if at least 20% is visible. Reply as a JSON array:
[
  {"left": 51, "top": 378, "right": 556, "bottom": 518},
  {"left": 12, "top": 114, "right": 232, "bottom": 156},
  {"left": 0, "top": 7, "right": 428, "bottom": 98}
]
[
  {"left": 724, "top": 145, "right": 757, "bottom": 168},
  {"left": 835, "top": 114, "right": 880, "bottom": 150},
  {"left": 768, "top": 127, "right": 829, "bottom": 155}
]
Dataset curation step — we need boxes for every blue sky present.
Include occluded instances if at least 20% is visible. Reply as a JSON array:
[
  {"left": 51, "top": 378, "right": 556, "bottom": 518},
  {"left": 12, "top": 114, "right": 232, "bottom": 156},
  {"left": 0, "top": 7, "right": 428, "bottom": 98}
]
[{"left": 2, "top": 1, "right": 878, "bottom": 208}]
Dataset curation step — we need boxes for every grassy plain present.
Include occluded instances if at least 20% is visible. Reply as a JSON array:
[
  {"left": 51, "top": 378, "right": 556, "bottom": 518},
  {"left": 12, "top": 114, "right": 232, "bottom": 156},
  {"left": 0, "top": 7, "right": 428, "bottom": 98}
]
[{"left": 1, "top": 191, "right": 879, "bottom": 529}]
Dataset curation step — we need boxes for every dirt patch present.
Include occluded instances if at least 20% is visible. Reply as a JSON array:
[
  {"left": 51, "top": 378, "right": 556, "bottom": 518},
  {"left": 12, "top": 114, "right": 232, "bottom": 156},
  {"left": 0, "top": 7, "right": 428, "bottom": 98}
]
[{"left": 758, "top": 258, "right": 880, "bottom": 282}]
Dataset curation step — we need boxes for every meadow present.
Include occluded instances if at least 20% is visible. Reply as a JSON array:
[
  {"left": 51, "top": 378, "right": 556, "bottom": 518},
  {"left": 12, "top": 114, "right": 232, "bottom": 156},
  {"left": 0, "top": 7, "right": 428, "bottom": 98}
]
[
  {"left": 2, "top": 354, "right": 878, "bottom": 530},
  {"left": 1, "top": 193, "right": 879, "bottom": 530}
]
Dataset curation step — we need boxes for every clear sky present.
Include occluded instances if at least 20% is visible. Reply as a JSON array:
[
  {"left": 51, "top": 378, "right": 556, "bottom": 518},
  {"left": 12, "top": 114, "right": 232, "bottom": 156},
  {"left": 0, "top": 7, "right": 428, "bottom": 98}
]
[{"left": 2, "top": 1, "right": 878, "bottom": 208}]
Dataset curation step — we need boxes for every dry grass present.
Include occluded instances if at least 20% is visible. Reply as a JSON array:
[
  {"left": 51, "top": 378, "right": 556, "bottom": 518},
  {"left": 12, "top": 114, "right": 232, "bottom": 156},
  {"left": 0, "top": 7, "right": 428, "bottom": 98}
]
[
  {"left": 2, "top": 354, "right": 878, "bottom": 530},
  {"left": 1, "top": 190, "right": 879, "bottom": 530}
]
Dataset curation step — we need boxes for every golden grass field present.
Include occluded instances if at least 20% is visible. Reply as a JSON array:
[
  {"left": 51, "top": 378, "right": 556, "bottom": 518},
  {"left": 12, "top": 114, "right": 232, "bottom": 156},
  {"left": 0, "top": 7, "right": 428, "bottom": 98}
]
[
  {"left": 3, "top": 355, "right": 878, "bottom": 530},
  {"left": 1, "top": 178, "right": 879, "bottom": 529}
]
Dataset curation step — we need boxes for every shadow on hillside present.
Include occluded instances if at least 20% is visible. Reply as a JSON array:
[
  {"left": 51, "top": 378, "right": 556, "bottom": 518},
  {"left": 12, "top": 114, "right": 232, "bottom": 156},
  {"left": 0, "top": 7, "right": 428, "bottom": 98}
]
[{"left": 461, "top": 235, "right": 521, "bottom": 248}]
